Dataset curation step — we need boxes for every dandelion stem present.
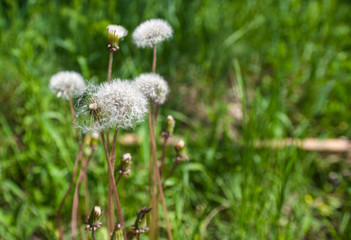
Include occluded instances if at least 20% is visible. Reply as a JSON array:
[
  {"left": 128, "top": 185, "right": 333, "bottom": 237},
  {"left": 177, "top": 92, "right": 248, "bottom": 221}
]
[
  {"left": 107, "top": 51, "right": 114, "bottom": 83},
  {"left": 109, "top": 125, "right": 119, "bottom": 233},
  {"left": 148, "top": 106, "right": 158, "bottom": 240},
  {"left": 101, "top": 133, "right": 127, "bottom": 240},
  {"left": 160, "top": 135, "right": 170, "bottom": 178},
  {"left": 163, "top": 162, "right": 179, "bottom": 183},
  {"left": 151, "top": 103, "right": 160, "bottom": 238},
  {"left": 92, "top": 229, "right": 96, "bottom": 240},
  {"left": 116, "top": 174, "right": 122, "bottom": 186},
  {"left": 68, "top": 95, "right": 79, "bottom": 142},
  {"left": 84, "top": 169, "right": 89, "bottom": 217},
  {"left": 57, "top": 142, "right": 83, "bottom": 240},
  {"left": 72, "top": 150, "right": 95, "bottom": 239},
  {"left": 111, "top": 125, "right": 119, "bottom": 168},
  {"left": 152, "top": 44, "right": 157, "bottom": 73},
  {"left": 148, "top": 106, "right": 173, "bottom": 240}
]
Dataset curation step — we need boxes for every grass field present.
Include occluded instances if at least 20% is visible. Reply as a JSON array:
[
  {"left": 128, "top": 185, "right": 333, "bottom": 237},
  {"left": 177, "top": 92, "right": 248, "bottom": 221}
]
[{"left": 1, "top": 0, "right": 351, "bottom": 239}]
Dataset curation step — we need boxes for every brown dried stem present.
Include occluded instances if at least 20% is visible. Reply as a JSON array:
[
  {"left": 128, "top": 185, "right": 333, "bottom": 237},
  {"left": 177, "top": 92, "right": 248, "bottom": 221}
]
[
  {"left": 68, "top": 95, "right": 79, "bottom": 142},
  {"left": 92, "top": 229, "right": 96, "bottom": 240},
  {"left": 159, "top": 134, "right": 170, "bottom": 178},
  {"left": 163, "top": 162, "right": 180, "bottom": 183},
  {"left": 148, "top": 107, "right": 173, "bottom": 240},
  {"left": 107, "top": 126, "right": 119, "bottom": 233},
  {"left": 101, "top": 132, "right": 127, "bottom": 240},
  {"left": 71, "top": 150, "right": 95, "bottom": 239},
  {"left": 152, "top": 44, "right": 157, "bottom": 73},
  {"left": 57, "top": 142, "right": 83, "bottom": 240},
  {"left": 107, "top": 51, "right": 114, "bottom": 83}
]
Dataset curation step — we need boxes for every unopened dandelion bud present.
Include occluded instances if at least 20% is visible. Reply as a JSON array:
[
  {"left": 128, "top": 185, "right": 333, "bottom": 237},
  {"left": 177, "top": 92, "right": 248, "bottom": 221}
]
[
  {"left": 85, "top": 206, "right": 102, "bottom": 231},
  {"left": 90, "top": 131, "right": 99, "bottom": 150},
  {"left": 107, "top": 25, "right": 128, "bottom": 50},
  {"left": 174, "top": 139, "right": 189, "bottom": 162},
  {"left": 166, "top": 115, "right": 175, "bottom": 134},
  {"left": 110, "top": 223, "right": 123, "bottom": 240},
  {"left": 136, "top": 207, "right": 152, "bottom": 230},
  {"left": 118, "top": 153, "right": 133, "bottom": 176}
]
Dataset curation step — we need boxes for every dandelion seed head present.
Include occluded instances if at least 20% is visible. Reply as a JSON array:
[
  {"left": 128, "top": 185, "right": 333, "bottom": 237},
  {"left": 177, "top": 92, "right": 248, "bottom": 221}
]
[
  {"left": 132, "top": 19, "right": 173, "bottom": 48},
  {"left": 49, "top": 71, "right": 86, "bottom": 99},
  {"left": 76, "top": 80, "right": 148, "bottom": 133},
  {"left": 107, "top": 25, "right": 128, "bottom": 47},
  {"left": 134, "top": 73, "right": 169, "bottom": 104}
]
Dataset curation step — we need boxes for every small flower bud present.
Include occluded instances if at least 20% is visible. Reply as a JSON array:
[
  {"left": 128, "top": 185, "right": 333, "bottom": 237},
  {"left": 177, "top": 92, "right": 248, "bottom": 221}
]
[
  {"left": 118, "top": 153, "right": 133, "bottom": 176},
  {"left": 90, "top": 131, "right": 99, "bottom": 150},
  {"left": 110, "top": 223, "right": 123, "bottom": 240},
  {"left": 85, "top": 206, "right": 102, "bottom": 231},
  {"left": 127, "top": 207, "right": 152, "bottom": 238},
  {"left": 174, "top": 139, "right": 189, "bottom": 162},
  {"left": 83, "top": 131, "right": 99, "bottom": 155},
  {"left": 135, "top": 207, "right": 152, "bottom": 230},
  {"left": 166, "top": 115, "right": 175, "bottom": 134}
]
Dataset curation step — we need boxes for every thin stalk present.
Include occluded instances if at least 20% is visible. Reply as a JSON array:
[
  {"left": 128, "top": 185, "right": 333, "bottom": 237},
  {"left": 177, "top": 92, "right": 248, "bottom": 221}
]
[
  {"left": 108, "top": 125, "right": 119, "bottom": 234},
  {"left": 84, "top": 172, "right": 89, "bottom": 217},
  {"left": 107, "top": 51, "right": 114, "bottom": 83},
  {"left": 107, "top": 182, "right": 115, "bottom": 234},
  {"left": 154, "top": 104, "right": 160, "bottom": 123},
  {"left": 152, "top": 103, "right": 160, "bottom": 239},
  {"left": 152, "top": 44, "right": 157, "bottom": 73},
  {"left": 163, "top": 162, "right": 179, "bottom": 183},
  {"left": 159, "top": 135, "right": 169, "bottom": 178},
  {"left": 148, "top": 106, "right": 157, "bottom": 240},
  {"left": 57, "top": 142, "right": 83, "bottom": 240},
  {"left": 149, "top": 43, "right": 157, "bottom": 237},
  {"left": 92, "top": 229, "right": 96, "bottom": 240},
  {"left": 148, "top": 107, "right": 173, "bottom": 240},
  {"left": 106, "top": 129, "right": 111, "bottom": 153},
  {"left": 68, "top": 95, "right": 79, "bottom": 142},
  {"left": 111, "top": 126, "right": 119, "bottom": 168},
  {"left": 71, "top": 151, "right": 95, "bottom": 239},
  {"left": 116, "top": 174, "right": 122, "bottom": 186},
  {"left": 101, "top": 133, "right": 127, "bottom": 240}
]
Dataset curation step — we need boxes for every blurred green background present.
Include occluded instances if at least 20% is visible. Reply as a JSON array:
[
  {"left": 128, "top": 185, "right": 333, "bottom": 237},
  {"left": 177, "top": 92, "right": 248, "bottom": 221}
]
[{"left": 1, "top": 0, "right": 351, "bottom": 239}]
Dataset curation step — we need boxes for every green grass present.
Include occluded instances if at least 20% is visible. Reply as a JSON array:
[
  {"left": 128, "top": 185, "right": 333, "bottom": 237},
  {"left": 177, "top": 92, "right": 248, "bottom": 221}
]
[{"left": 1, "top": 0, "right": 351, "bottom": 239}]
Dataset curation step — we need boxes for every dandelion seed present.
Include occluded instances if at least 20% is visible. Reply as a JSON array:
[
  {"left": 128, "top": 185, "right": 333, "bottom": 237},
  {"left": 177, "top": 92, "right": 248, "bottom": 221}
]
[
  {"left": 132, "top": 19, "right": 173, "bottom": 48},
  {"left": 133, "top": 73, "right": 169, "bottom": 104},
  {"left": 49, "top": 71, "right": 86, "bottom": 99}
]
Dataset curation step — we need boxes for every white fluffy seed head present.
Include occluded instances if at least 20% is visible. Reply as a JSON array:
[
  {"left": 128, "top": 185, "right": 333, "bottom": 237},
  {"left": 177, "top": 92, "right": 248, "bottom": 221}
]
[
  {"left": 134, "top": 73, "right": 169, "bottom": 104},
  {"left": 76, "top": 80, "right": 148, "bottom": 133},
  {"left": 132, "top": 19, "right": 173, "bottom": 48},
  {"left": 49, "top": 71, "right": 86, "bottom": 99},
  {"left": 107, "top": 25, "right": 128, "bottom": 46}
]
